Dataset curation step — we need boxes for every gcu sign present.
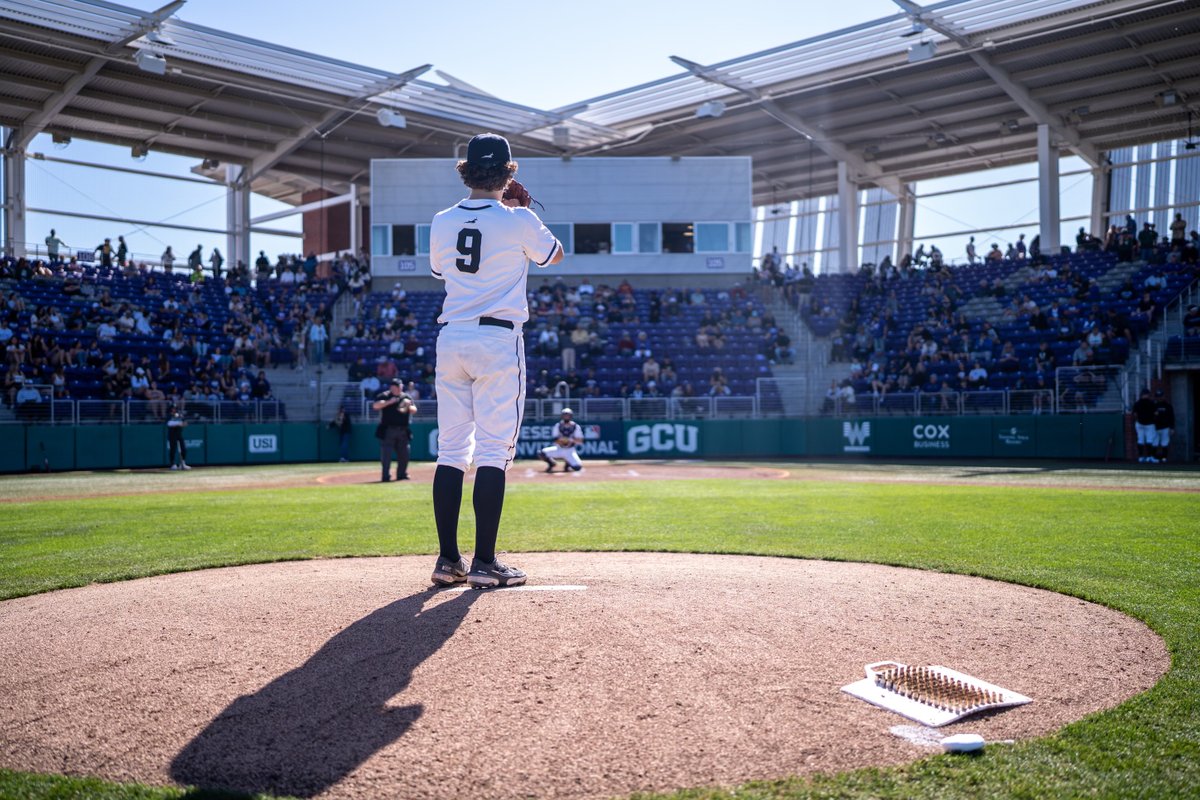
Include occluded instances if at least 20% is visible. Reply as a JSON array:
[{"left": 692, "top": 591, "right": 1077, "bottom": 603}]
[{"left": 627, "top": 423, "right": 699, "bottom": 455}]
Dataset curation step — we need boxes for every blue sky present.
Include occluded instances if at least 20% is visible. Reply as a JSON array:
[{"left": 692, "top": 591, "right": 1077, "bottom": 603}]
[{"left": 23, "top": 0, "right": 1091, "bottom": 268}]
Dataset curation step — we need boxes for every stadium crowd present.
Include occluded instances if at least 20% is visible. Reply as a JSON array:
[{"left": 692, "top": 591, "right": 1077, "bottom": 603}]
[
  {"left": 757, "top": 218, "right": 1199, "bottom": 413},
  {"left": 1, "top": 228, "right": 372, "bottom": 421}
]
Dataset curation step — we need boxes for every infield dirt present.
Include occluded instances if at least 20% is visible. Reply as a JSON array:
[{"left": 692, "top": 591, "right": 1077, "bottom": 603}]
[{"left": 0, "top": 553, "right": 1167, "bottom": 800}]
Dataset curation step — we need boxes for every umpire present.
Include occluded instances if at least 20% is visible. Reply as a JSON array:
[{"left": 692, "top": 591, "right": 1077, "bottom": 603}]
[{"left": 372, "top": 377, "right": 417, "bottom": 481}]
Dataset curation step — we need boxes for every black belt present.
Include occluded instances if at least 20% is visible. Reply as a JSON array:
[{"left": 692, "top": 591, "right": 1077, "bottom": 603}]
[{"left": 479, "top": 316, "right": 514, "bottom": 329}]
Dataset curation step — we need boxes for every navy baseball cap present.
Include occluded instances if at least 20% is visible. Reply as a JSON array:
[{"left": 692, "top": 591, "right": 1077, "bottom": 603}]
[
  {"left": 466, "top": 133, "right": 510, "bottom": 166},
  {"left": 390, "top": 377, "right": 403, "bottom": 386}
]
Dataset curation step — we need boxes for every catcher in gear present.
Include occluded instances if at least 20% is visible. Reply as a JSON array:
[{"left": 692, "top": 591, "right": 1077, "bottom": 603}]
[{"left": 539, "top": 407, "right": 584, "bottom": 472}]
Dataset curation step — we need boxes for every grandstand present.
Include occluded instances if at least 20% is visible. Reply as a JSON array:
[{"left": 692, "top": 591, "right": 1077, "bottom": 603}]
[{"left": 1, "top": 0, "right": 1199, "bottom": 462}]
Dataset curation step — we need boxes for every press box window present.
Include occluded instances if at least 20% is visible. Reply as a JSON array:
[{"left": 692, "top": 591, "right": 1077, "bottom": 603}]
[
  {"left": 735, "top": 222, "right": 752, "bottom": 253},
  {"left": 391, "top": 225, "right": 416, "bottom": 256},
  {"left": 371, "top": 224, "right": 391, "bottom": 256},
  {"left": 416, "top": 224, "right": 431, "bottom": 255},
  {"left": 574, "top": 223, "right": 612, "bottom": 254},
  {"left": 662, "top": 222, "right": 694, "bottom": 254},
  {"left": 638, "top": 223, "right": 660, "bottom": 254},
  {"left": 612, "top": 223, "right": 634, "bottom": 254},
  {"left": 546, "top": 223, "right": 573, "bottom": 254},
  {"left": 695, "top": 223, "right": 729, "bottom": 253}
]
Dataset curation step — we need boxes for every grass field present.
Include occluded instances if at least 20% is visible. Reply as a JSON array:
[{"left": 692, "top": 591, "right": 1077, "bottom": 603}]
[{"left": 1, "top": 461, "right": 1198, "bottom": 800}]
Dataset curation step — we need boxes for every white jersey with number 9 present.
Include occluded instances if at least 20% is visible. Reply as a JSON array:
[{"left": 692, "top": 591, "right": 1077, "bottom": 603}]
[{"left": 430, "top": 199, "right": 560, "bottom": 324}]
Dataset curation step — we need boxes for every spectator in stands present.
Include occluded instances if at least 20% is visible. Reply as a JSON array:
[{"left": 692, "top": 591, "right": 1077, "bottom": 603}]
[
  {"left": 1032, "top": 376, "right": 1052, "bottom": 414},
  {"left": 774, "top": 330, "right": 794, "bottom": 365},
  {"left": 6, "top": 334, "right": 26, "bottom": 368},
  {"left": 987, "top": 243, "right": 1003, "bottom": 262},
  {"left": 252, "top": 371, "right": 272, "bottom": 400},
  {"left": 307, "top": 319, "right": 328, "bottom": 364},
  {"left": 14, "top": 378, "right": 45, "bottom": 420},
  {"left": 45, "top": 229, "right": 65, "bottom": 261},
  {"left": 633, "top": 331, "right": 652, "bottom": 359},
  {"left": 1016, "top": 233, "right": 1027, "bottom": 260},
  {"left": 94, "top": 238, "right": 115, "bottom": 268},
  {"left": 1134, "top": 291, "right": 1156, "bottom": 326},
  {"left": 1071, "top": 339, "right": 1094, "bottom": 367},
  {"left": 1183, "top": 305, "right": 1200, "bottom": 336},
  {"left": 642, "top": 355, "right": 660, "bottom": 384},
  {"left": 998, "top": 343, "right": 1021, "bottom": 373},
  {"left": 360, "top": 369, "right": 381, "bottom": 399},
  {"left": 1170, "top": 213, "right": 1187, "bottom": 246},
  {"left": 967, "top": 361, "right": 989, "bottom": 390},
  {"left": 536, "top": 326, "right": 560, "bottom": 356},
  {"left": 209, "top": 247, "right": 224, "bottom": 279},
  {"left": 965, "top": 236, "right": 977, "bottom": 265},
  {"left": 1138, "top": 223, "right": 1157, "bottom": 261},
  {"left": 115, "top": 236, "right": 128, "bottom": 267}
]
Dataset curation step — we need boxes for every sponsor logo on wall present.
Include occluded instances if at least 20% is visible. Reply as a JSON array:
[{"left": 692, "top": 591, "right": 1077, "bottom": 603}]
[
  {"left": 997, "top": 426, "right": 1031, "bottom": 447},
  {"left": 843, "top": 421, "right": 871, "bottom": 453},
  {"left": 912, "top": 423, "right": 951, "bottom": 450},
  {"left": 627, "top": 423, "right": 699, "bottom": 455},
  {"left": 428, "top": 424, "right": 621, "bottom": 458},
  {"left": 248, "top": 434, "right": 278, "bottom": 454}
]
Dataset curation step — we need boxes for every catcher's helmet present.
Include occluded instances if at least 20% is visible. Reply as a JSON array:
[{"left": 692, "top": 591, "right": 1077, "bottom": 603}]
[{"left": 561, "top": 407, "right": 573, "bottom": 416}]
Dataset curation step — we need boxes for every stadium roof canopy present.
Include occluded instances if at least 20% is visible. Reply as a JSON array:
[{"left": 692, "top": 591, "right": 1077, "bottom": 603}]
[{"left": 0, "top": 0, "right": 1197, "bottom": 206}]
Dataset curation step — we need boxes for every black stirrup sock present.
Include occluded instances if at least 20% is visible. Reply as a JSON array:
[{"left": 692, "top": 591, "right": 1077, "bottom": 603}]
[
  {"left": 432, "top": 465, "right": 465, "bottom": 563},
  {"left": 472, "top": 466, "right": 506, "bottom": 564}
]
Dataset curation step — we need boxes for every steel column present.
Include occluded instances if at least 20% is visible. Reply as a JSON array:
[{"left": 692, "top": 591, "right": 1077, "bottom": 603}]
[{"left": 1037, "top": 124, "right": 1060, "bottom": 254}]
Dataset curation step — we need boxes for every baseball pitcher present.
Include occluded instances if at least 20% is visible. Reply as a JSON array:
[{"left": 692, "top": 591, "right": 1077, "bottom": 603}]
[
  {"left": 428, "top": 132, "right": 564, "bottom": 589},
  {"left": 539, "top": 407, "right": 584, "bottom": 472}
]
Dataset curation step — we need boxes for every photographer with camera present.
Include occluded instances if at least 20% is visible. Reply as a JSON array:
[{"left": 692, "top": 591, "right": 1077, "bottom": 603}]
[{"left": 371, "top": 377, "right": 417, "bottom": 482}]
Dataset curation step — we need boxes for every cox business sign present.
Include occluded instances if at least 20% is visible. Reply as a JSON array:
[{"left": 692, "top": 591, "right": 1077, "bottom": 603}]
[
  {"left": 626, "top": 423, "right": 700, "bottom": 457},
  {"left": 912, "top": 423, "right": 951, "bottom": 450}
]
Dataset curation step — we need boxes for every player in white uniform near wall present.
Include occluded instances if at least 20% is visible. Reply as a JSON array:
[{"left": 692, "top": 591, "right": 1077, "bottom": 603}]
[
  {"left": 428, "top": 133, "right": 564, "bottom": 589},
  {"left": 539, "top": 407, "right": 584, "bottom": 472}
]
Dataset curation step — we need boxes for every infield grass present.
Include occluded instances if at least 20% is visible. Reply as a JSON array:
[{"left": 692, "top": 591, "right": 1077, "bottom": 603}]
[{"left": 1, "top": 464, "right": 1198, "bottom": 800}]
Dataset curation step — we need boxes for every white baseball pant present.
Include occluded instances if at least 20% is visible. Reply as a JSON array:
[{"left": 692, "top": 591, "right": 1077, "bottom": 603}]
[
  {"left": 1134, "top": 423, "right": 1156, "bottom": 445},
  {"left": 541, "top": 444, "right": 582, "bottom": 469},
  {"left": 435, "top": 321, "right": 525, "bottom": 471}
]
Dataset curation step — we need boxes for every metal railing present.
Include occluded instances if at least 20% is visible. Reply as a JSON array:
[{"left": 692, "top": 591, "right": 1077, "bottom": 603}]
[
  {"left": 356, "top": 395, "right": 764, "bottom": 423},
  {"left": 2, "top": 398, "right": 286, "bottom": 425}
]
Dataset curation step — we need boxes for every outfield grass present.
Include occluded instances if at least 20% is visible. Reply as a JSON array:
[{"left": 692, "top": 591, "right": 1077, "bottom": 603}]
[{"left": 1, "top": 469, "right": 1198, "bottom": 799}]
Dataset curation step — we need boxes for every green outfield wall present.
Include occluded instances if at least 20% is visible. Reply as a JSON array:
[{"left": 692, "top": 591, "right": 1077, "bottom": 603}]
[{"left": 0, "top": 415, "right": 1124, "bottom": 473}]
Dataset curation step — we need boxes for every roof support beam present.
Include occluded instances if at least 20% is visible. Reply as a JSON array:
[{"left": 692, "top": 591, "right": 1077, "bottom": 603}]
[
  {"left": 241, "top": 64, "right": 431, "bottom": 186},
  {"left": 892, "top": 0, "right": 1101, "bottom": 169},
  {"left": 8, "top": 0, "right": 186, "bottom": 150},
  {"left": 668, "top": 55, "right": 906, "bottom": 198}
]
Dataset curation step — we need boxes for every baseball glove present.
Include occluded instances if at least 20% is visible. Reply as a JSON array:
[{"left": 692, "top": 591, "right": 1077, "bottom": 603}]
[
  {"left": 503, "top": 180, "right": 544, "bottom": 210},
  {"left": 555, "top": 436, "right": 572, "bottom": 447}
]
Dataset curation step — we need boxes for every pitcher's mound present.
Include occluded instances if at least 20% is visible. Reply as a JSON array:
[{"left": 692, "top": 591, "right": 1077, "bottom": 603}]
[{"left": 0, "top": 554, "right": 1166, "bottom": 799}]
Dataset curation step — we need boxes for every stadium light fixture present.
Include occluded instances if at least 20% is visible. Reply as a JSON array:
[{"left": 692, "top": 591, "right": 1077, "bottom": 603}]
[
  {"left": 376, "top": 108, "right": 407, "bottom": 129},
  {"left": 146, "top": 29, "right": 176, "bottom": 46},
  {"left": 135, "top": 49, "right": 167, "bottom": 75},
  {"left": 552, "top": 126, "right": 571, "bottom": 148},
  {"left": 695, "top": 100, "right": 726, "bottom": 119},
  {"left": 1156, "top": 89, "right": 1178, "bottom": 107},
  {"left": 131, "top": 144, "right": 149, "bottom": 160},
  {"left": 907, "top": 41, "right": 936, "bottom": 63},
  {"left": 52, "top": 133, "right": 71, "bottom": 149}
]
